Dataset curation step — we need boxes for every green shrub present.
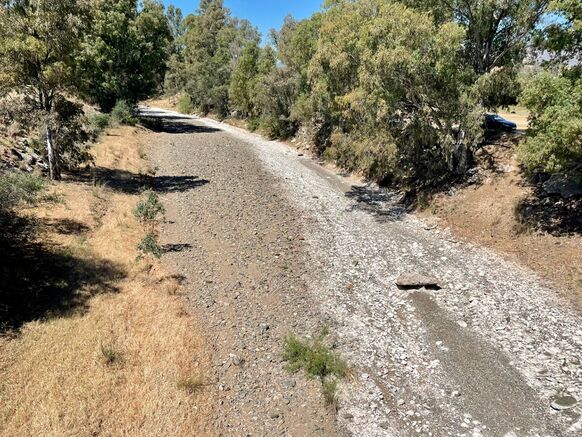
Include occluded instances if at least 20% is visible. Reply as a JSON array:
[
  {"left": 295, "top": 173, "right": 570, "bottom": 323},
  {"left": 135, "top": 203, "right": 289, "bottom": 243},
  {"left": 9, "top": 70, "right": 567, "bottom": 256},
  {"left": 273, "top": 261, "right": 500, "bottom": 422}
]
[
  {"left": 283, "top": 334, "right": 347, "bottom": 380},
  {"left": 177, "top": 94, "right": 194, "bottom": 114},
  {"left": 471, "top": 67, "right": 521, "bottom": 111},
  {"left": 110, "top": 100, "right": 137, "bottom": 126},
  {"left": 0, "top": 173, "right": 45, "bottom": 212},
  {"left": 137, "top": 232, "right": 162, "bottom": 259},
  {"left": 259, "top": 115, "right": 295, "bottom": 139},
  {"left": 518, "top": 73, "right": 582, "bottom": 178},
  {"left": 325, "top": 132, "right": 398, "bottom": 184},
  {"left": 91, "top": 113, "right": 111, "bottom": 131},
  {"left": 247, "top": 117, "right": 260, "bottom": 132},
  {"left": 134, "top": 190, "right": 165, "bottom": 223}
]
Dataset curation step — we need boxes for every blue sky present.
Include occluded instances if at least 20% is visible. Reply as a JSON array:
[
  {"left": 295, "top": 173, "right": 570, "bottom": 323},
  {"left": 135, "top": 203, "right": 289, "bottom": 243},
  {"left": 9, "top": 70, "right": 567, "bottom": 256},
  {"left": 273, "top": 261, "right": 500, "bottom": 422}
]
[{"left": 164, "top": 1, "right": 323, "bottom": 39}]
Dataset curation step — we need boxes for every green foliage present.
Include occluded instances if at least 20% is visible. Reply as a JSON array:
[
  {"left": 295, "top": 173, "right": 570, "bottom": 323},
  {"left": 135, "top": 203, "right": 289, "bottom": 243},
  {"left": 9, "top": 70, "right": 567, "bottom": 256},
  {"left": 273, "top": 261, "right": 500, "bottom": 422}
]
[
  {"left": 0, "top": 0, "right": 89, "bottom": 179},
  {"left": 177, "top": 94, "right": 195, "bottom": 114},
  {"left": 91, "top": 113, "right": 111, "bottom": 132},
  {"left": 0, "top": 173, "right": 45, "bottom": 213},
  {"left": 134, "top": 190, "right": 165, "bottom": 223},
  {"left": 325, "top": 132, "right": 399, "bottom": 183},
  {"left": 322, "top": 379, "right": 339, "bottom": 406},
  {"left": 165, "top": 0, "right": 260, "bottom": 116},
  {"left": 76, "top": 0, "right": 172, "bottom": 111},
  {"left": 403, "top": 0, "right": 550, "bottom": 75},
  {"left": 0, "top": 0, "right": 87, "bottom": 105},
  {"left": 518, "top": 72, "right": 582, "bottom": 178},
  {"left": 536, "top": 0, "right": 582, "bottom": 71},
  {"left": 137, "top": 232, "right": 163, "bottom": 259},
  {"left": 283, "top": 332, "right": 347, "bottom": 407},
  {"left": 472, "top": 67, "right": 521, "bottom": 111},
  {"left": 305, "top": 0, "right": 479, "bottom": 187},
  {"left": 48, "top": 97, "right": 92, "bottom": 172},
  {"left": 229, "top": 42, "right": 260, "bottom": 117},
  {"left": 255, "top": 67, "right": 299, "bottom": 139},
  {"left": 283, "top": 334, "right": 347, "bottom": 380},
  {"left": 110, "top": 101, "right": 138, "bottom": 126}
]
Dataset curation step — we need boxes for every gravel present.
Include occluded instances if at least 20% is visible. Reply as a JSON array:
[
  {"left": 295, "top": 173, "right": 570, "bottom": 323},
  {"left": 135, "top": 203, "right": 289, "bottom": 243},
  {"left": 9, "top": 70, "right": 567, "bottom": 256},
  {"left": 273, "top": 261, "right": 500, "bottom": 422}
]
[{"left": 142, "top": 107, "right": 582, "bottom": 437}]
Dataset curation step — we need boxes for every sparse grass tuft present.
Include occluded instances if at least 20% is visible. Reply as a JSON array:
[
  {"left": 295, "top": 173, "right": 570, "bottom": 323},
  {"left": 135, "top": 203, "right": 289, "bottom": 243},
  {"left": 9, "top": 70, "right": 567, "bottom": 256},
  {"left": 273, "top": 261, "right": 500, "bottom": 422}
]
[
  {"left": 283, "top": 334, "right": 347, "bottom": 380},
  {"left": 100, "top": 342, "right": 121, "bottom": 365},
  {"left": 283, "top": 329, "right": 347, "bottom": 407},
  {"left": 322, "top": 379, "right": 338, "bottom": 407},
  {"left": 176, "top": 374, "right": 204, "bottom": 394}
]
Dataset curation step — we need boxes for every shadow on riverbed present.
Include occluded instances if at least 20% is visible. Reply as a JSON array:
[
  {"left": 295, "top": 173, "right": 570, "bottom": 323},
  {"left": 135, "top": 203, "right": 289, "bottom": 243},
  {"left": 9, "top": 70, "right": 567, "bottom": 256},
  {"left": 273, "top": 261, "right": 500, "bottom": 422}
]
[
  {"left": 345, "top": 185, "right": 406, "bottom": 222},
  {"left": 67, "top": 168, "right": 210, "bottom": 195},
  {"left": 161, "top": 243, "right": 193, "bottom": 253},
  {"left": 140, "top": 115, "right": 221, "bottom": 134}
]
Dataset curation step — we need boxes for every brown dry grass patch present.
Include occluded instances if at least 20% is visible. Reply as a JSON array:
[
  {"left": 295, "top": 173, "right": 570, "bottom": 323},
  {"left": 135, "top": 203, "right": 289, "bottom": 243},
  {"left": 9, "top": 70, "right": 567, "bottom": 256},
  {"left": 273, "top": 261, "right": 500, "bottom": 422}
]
[{"left": 0, "top": 126, "right": 212, "bottom": 436}]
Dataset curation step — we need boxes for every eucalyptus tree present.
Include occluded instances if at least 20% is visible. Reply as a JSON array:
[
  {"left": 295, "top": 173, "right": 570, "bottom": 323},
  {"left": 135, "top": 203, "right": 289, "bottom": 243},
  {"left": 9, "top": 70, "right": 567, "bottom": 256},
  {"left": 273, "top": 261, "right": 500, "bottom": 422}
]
[
  {"left": 306, "top": 0, "right": 480, "bottom": 186},
  {"left": 76, "top": 0, "right": 172, "bottom": 111},
  {"left": 0, "top": 0, "right": 88, "bottom": 179}
]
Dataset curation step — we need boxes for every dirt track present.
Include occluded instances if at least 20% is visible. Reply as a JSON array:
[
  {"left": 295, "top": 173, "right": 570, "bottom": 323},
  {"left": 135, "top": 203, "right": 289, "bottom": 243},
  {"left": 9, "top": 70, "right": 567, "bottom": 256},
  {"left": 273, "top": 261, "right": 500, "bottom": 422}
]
[{"left": 143, "top": 107, "right": 582, "bottom": 437}]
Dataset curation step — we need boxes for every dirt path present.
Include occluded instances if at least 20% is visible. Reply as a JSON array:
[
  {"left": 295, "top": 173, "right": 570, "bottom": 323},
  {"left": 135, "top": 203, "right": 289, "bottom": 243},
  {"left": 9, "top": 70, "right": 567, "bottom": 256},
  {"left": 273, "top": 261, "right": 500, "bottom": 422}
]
[{"left": 142, "top": 107, "right": 582, "bottom": 436}]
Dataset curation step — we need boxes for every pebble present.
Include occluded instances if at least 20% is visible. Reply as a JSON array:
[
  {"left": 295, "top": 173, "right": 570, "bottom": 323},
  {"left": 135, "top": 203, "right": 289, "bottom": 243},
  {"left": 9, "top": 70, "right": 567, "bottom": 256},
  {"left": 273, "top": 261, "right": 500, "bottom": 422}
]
[{"left": 550, "top": 396, "right": 578, "bottom": 411}]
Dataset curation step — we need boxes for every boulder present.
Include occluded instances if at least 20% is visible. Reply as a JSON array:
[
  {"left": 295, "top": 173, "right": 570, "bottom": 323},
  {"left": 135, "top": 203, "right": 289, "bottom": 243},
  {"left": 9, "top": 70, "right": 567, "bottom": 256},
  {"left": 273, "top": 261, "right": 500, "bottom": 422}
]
[{"left": 396, "top": 273, "right": 442, "bottom": 290}]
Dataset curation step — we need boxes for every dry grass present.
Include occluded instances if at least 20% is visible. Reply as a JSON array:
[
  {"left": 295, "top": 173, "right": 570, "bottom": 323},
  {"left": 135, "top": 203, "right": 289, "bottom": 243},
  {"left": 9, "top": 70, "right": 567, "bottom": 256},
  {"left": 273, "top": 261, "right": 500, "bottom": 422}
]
[{"left": 0, "top": 126, "right": 212, "bottom": 436}]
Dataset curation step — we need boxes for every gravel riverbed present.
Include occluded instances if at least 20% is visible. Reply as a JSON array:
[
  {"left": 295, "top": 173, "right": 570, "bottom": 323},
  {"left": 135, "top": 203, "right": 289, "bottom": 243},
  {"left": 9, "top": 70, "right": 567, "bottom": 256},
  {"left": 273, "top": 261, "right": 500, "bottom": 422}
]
[{"left": 143, "top": 107, "right": 582, "bottom": 437}]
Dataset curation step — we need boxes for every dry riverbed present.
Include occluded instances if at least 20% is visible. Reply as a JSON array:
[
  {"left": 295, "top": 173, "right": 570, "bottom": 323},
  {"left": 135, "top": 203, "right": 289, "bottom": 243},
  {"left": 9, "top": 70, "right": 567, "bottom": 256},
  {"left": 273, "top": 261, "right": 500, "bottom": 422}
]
[{"left": 143, "top": 106, "right": 582, "bottom": 437}]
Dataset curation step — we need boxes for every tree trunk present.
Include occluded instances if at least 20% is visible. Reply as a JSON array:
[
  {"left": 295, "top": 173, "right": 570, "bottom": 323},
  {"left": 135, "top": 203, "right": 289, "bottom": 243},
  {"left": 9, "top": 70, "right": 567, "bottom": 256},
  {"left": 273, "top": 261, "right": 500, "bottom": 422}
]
[{"left": 45, "top": 126, "right": 59, "bottom": 180}]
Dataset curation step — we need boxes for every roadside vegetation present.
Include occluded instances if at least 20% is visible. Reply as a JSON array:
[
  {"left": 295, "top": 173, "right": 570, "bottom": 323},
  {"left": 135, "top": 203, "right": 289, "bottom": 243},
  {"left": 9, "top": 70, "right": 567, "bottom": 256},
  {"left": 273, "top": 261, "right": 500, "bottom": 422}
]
[
  {"left": 164, "top": 0, "right": 580, "bottom": 197},
  {"left": 0, "top": 126, "right": 209, "bottom": 435}
]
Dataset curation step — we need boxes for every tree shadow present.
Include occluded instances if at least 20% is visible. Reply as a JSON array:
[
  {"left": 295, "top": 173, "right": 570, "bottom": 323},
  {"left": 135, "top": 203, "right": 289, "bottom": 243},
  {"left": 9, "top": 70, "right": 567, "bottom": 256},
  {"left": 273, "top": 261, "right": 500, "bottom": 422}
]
[
  {"left": 38, "top": 217, "right": 91, "bottom": 235},
  {"left": 0, "top": 214, "right": 125, "bottom": 333},
  {"left": 345, "top": 185, "right": 406, "bottom": 222},
  {"left": 515, "top": 188, "right": 582, "bottom": 236},
  {"left": 161, "top": 243, "right": 193, "bottom": 253},
  {"left": 68, "top": 167, "right": 209, "bottom": 195},
  {"left": 140, "top": 115, "right": 221, "bottom": 134}
]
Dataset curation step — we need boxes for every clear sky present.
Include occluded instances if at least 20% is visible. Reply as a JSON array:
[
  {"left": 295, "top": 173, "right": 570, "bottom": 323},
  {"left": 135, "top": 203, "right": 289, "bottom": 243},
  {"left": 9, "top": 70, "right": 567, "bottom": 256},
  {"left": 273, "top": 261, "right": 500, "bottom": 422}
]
[{"left": 163, "top": 1, "right": 323, "bottom": 40}]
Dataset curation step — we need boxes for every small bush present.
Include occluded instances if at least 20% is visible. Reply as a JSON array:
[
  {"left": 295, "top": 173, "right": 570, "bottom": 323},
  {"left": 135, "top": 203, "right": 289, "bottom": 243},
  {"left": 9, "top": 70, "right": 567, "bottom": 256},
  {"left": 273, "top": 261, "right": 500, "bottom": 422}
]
[
  {"left": 177, "top": 94, "right": 194, "bottom": 114},
  {"left": 91, "top": 113, "right": 111, "bottom": 131},
  {"left": 325, "top": 131, "right": 398, "bottom": 184},
  {"left": 259, "top": 115, "right": 296, "bottom": 139},
  {"left": 0, "top": 173, "right": 45, "bottom": 212},
  {"left": 110, "top": 100, "right": 138, "bottom": 126},
  {"left": 134, "top": 190, "right": 165, "bottom": 223},
  {"left": 247, "top": 117, "right": 260, "bottom": 132},
  {"left": 138, "top": 232, "right": 162, "bottom": 259},
  {"left": 518, "top": 73, "right": 582, "bottom": 179}
]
